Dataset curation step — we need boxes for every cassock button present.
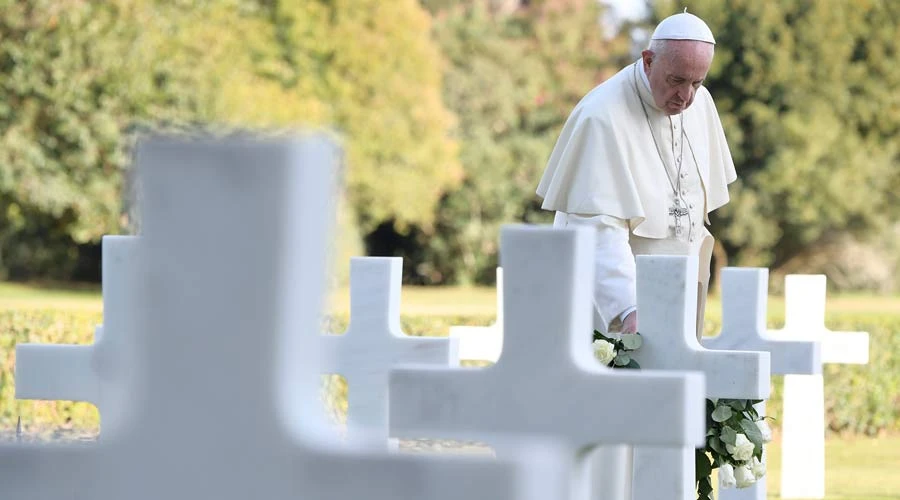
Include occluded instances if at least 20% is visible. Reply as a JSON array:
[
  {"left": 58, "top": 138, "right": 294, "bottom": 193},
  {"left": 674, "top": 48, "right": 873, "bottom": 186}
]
[
  {"left": 689, "top": 203, "right": 695, "bottom": 209},
  {"left": 681, "top": 189, "right": 687, "bottom": 196},
  {"left": 680, "top": 172, "right": 687, "bottom": 179}
]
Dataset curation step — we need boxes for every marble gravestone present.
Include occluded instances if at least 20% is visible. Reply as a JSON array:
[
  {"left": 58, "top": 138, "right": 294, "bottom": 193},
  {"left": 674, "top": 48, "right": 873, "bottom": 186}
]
[
  {"left": 320, "top": 257, "right": 459, "bottom": 448},
  {"left": 0, "top": 134, "right": 574, "bottom": 500},
  {"left": 15, "top": 235, "right": 139, "bottom": 438},
  {"left": 448, "top": 268, "right": 503, "bottom": 363},
  {"left": 621, "top": 257, "right": 771, "bottom": 500},
  {"left": 702, "top": 268, "right": 821, "bottom": 500},
  {"left": 770, "top": 275, "right": 870, "bottom": 500},
  {"left": 703, "top": 268, "right": 821, "bottom": 375},
  {"left": 390, "top": 224, "right": 708, "bottom": 500}
]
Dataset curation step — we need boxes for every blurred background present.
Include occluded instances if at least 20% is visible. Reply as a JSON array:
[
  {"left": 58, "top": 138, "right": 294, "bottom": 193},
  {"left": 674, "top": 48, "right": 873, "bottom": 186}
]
[{"left": 0, "top": 0, "right": 897, "bottom": 293}]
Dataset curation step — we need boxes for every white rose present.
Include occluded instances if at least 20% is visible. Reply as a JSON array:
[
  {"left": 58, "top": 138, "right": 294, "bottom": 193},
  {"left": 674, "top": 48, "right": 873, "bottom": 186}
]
[
  {"left": 734, "top": 465, "right": 756, "bottom": 488},
  {"left": 756, "top": 419, "right": 773, "bottom": 443},
  {"left": 592, "top": 339, "right": 616, "bottom": 365},
  {"left": 719, "top": 463, "right": 736, "bottom": 488},
  {"left": 725, "top": 433, "right": 755, "bottom": 462},
  {"left": 750, "top": 456, "right": 766, "bottom": 479}
]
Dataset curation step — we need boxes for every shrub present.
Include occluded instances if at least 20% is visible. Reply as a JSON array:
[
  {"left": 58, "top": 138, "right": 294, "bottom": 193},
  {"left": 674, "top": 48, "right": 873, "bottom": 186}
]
[{"left": 1, "top": 310, "right": 896, "bottom": 437}]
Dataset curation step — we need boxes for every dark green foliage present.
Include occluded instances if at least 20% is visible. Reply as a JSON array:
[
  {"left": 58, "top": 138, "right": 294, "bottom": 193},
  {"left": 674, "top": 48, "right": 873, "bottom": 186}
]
[
  {"left": 384, "top": 0, "right": 632, "bottom": 285},
  {"left": 0, "top": 0, "right": 457, "bottom": 282},
  {"left": 0, "top": 0, "right": 202, "bottom": 279}
]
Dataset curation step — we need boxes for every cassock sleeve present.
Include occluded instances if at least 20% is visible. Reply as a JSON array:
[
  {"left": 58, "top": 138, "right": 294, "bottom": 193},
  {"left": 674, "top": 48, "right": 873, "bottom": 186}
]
[{"left": 554, "top": 212, "right": 636, "bottom": 333}]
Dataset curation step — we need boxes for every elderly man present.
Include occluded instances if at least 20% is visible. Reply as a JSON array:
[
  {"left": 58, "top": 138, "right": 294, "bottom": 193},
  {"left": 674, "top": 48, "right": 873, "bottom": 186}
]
[{"left": 536, "top": 12, "right": 736, "bottom": 339}]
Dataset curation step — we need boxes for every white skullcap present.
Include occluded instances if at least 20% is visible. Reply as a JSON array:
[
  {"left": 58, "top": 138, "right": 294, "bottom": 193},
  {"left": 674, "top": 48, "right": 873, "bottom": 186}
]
[{"left": 650, "top": 11, "right": 715, "bottom": 44}]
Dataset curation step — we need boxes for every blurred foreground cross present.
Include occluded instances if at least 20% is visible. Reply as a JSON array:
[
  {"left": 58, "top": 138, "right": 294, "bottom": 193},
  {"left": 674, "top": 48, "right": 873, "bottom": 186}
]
[{"left": 0, "top": 132, "right": 571, "bottom": 500}]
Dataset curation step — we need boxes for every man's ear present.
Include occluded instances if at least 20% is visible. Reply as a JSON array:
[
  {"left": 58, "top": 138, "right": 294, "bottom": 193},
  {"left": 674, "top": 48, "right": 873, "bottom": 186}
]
[{"left": 640, "top": 49, "right": 654, "bottom": 70}]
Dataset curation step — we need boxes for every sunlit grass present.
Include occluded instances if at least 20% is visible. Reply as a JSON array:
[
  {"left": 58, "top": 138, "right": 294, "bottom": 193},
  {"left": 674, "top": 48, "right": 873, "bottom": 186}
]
[
  {"left": 0, "top": 282, "right": 102, "bottom": 312},
  {"left": 2, "top": 280, "right": 898, "bottom": 321},
  {"left": 325, "top": 285, "right": 899, "bottom": 321},
  {"left": 762, "top": 434, "right": 900, "bottom": 499},
  {"left": 325, "top": 285, "right": 500, "bottom": 317}
]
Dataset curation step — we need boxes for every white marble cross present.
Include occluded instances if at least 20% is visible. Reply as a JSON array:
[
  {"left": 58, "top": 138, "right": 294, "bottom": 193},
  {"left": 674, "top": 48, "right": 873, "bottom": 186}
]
[
  {"left": 449, "top": 267, "right": 503, "bottom": 362},
  {"left": 622, "top": 257, "right": 771, "bottom": 500},
  {"left": 702, "top": 267, "right": 821, "bottom": 500},
  {"left": 769, "top": 275, "right": 870, "bottom": 499},
  {"left": 320, "top": 256, "right": 459, "bottom": 447},
  {"left": 15, "top": 235, "right": 140, "bottom": 438},
  {"left": 703, "top": 268, "right": 821, "bottom": 374},
  {"left": 0, "top": 134, "right": 573, "bottom": 500},
  {"left": 390, "top": 225, "right": 707, "bottom": 500}
]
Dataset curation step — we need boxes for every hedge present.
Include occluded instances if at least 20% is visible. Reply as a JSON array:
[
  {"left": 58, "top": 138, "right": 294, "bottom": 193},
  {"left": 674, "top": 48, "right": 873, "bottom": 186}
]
[{"left": 1, "top": 309, "right": 897, "bottom": 436}]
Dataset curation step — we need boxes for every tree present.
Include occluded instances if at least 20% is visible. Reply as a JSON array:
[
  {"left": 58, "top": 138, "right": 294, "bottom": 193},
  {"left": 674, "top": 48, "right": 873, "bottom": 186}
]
[
  {"left": 152, "top": 0, "right": 463, "bottom": 284},
  {"left": 0, "top": 0, "right": 205, "bottom": 279},
  {"left": 394, "top": 0, "right": 631, "bottom": 284},
  {"left": 0, "top": 0, "right": 459, "bottom": 282},
  {"left": 219, "top": 0, "right": 462, "bottom": 235}
]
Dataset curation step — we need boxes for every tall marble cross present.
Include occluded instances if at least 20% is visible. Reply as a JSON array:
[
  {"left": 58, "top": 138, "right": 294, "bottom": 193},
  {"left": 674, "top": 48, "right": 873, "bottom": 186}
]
[
  {"left": 769, "top": 275, "right": 869, "bottom": 499},
  {"left": 701, "top": 267, "right": 821, "bottom": 500},
  {"left": 320, "top": 256, "right": 459, "bottom": 447},
  {"left": 15, "top": 235, "right": 139, "bottom": 438},
  {"left": 390, "top": 224, "right": 708, "bottom": 500},
  {"left": 0, "top": 134, "right": 572, "bottom": 500},
  {"left": 621, "top": 257, "right": 771, "bottom": 500}
]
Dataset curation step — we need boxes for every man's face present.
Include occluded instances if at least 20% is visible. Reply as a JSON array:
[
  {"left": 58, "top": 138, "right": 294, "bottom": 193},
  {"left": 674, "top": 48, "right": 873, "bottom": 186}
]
[{"left": 642, "top": 41, "right": 714, "bottom": 115}]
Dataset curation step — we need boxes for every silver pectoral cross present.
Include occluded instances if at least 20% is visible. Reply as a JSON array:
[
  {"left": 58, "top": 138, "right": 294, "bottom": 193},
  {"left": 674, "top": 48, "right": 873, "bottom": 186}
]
[{"left": 669, "top": 201, "right": 690, "bottom": 237}]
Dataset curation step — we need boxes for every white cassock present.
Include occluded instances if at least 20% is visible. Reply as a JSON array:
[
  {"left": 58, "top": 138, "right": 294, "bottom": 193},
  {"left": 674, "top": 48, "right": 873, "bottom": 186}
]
[{"left": 536, "top": 58, "right": 736, "bottom": 338}]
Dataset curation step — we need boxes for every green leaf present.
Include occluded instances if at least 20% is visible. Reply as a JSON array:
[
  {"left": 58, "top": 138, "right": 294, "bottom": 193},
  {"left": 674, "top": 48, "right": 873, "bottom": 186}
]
[
  {"left": 727, "top": 399, "right": 746, "bottom": 412},
  {"left": 746, "top": 405, "right": 760, "bottom": 421},
  {"left": 695, "top": 448, "right": 713, "bottom": 479},
  {"left": 711, "top": 405, "right": 733, "bottom": 423},
  {"left": 740, "top": 419, "right": 765, "bottom": 449},
  {"left": 614, "top": 353, "right": 631, "bottom": 366},
  {"left": 624, "top": 359, "right": 641, "bottom": 369},
  {"left": 593, "top": 330, "right": 613, "bottom": 343},
  {"left": 705, "top": 399, "right": 717, "bottom": 427},
  {"left": 696, "top": 476, "right": 714, "bottom": 500},
  {"left": 707, "top": 436, "right": 727, "bottom": 457},
  {"left": 621, "top": 333, "right": 642, "bottom": 350},
  {"left": 720, "top": 426, "right": 738, "bottom": 445}
]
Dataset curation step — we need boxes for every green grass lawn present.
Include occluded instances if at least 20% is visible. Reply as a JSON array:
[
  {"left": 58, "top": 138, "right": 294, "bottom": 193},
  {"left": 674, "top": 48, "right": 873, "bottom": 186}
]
[
  {"left": 762, "top": 435, "right": 900, "bottom": 499},
  {"left": 326, "top": 285, "right": 900, "bottom": 320},
  {"left": 0, "top": 282, "right": 102, "bottom": 312},
  {"left": 4, "top": 280, "right": 897, "bottom": 319}
]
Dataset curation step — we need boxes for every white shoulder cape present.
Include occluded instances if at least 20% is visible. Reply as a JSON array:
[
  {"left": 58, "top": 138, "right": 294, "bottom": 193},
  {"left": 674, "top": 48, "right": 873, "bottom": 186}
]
[{"left": 536, "top": 61, "right": 737, "bottom": 239}]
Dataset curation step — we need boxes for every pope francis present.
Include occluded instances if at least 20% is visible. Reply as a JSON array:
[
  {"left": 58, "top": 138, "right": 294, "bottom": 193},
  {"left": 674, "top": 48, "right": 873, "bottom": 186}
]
[{"left": 536, "top": 11, "right": 736, "bottom": 339}]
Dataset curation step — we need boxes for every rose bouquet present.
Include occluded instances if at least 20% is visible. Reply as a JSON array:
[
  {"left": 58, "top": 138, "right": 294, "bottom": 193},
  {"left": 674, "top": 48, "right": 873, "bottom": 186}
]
[
  {"left": 695, "top": 398, "right": 772, "bottom": 498},
  {"left": 592, "top": 330, "right": 642, "bottom": 369}
]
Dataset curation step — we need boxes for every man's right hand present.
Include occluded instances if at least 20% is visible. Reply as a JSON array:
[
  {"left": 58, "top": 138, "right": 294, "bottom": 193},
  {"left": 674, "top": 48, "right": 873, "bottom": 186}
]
[{"left": 622, "top": 311, "right": 638, "bottom": 334}]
